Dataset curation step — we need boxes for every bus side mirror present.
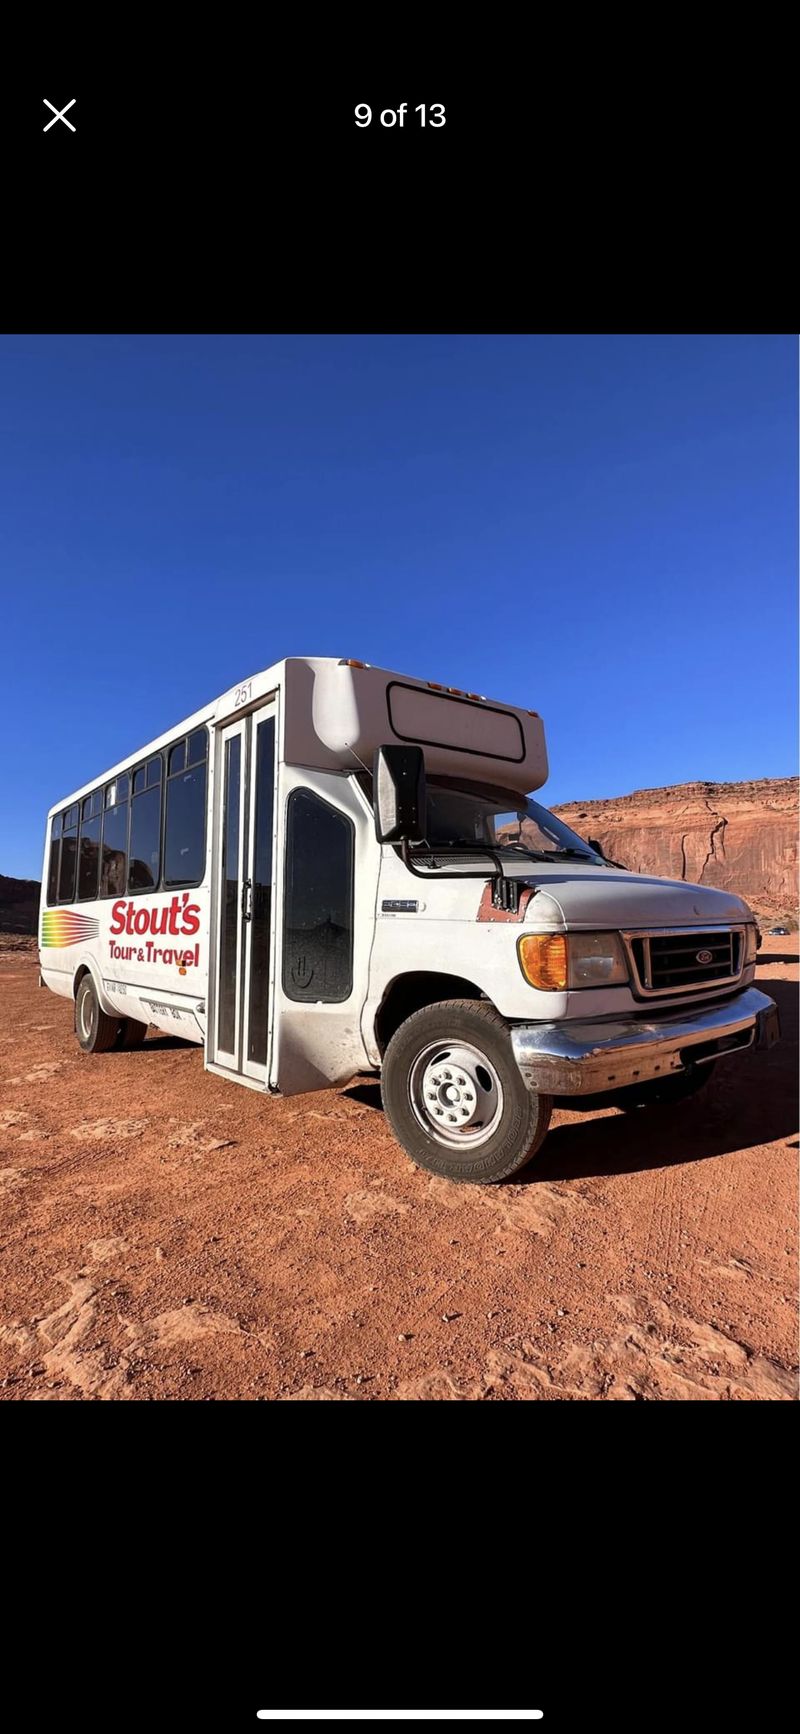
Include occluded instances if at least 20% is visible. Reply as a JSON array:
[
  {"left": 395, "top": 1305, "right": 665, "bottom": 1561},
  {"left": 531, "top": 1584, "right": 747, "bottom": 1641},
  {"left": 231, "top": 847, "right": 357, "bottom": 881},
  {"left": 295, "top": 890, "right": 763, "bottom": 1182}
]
[
  {"left": 373, "top": 745, "right": 427, "bottom": 843},
  {"left": 588, "top": 838, "right": 604, "bottom": 857}
]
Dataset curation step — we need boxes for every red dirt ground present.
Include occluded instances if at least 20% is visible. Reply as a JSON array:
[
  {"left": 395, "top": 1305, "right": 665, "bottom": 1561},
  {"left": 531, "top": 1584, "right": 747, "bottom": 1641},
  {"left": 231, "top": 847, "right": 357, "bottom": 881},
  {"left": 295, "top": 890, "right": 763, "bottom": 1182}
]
[{"left": 1, "top": 935, "right": 797, "bottom": 1400}]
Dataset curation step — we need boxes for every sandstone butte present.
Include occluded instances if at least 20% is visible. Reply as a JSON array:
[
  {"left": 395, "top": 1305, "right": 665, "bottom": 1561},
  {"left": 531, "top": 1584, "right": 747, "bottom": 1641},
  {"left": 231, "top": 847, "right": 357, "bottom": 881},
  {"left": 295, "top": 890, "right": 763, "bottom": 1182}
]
[
  {"left": 2, "top": 776, "right": 797, "bottom": 935},
  {"left": 554, "top": 776, "right": 798, "bottom": 926}
]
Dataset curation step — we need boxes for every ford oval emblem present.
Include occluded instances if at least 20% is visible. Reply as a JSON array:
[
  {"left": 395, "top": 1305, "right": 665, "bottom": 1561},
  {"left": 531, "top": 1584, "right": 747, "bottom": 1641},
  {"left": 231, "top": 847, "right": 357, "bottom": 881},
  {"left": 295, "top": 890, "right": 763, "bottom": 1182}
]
[{"left": 696, "top": 948, "right": 713, "bottom": 965}]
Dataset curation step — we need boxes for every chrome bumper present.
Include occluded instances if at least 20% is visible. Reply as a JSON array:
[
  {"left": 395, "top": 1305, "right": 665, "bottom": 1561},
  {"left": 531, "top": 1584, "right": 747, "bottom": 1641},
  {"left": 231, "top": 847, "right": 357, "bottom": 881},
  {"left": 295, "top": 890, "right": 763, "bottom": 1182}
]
[{"left": 510, "top": 987, "right": 780, "bottom": 1096}]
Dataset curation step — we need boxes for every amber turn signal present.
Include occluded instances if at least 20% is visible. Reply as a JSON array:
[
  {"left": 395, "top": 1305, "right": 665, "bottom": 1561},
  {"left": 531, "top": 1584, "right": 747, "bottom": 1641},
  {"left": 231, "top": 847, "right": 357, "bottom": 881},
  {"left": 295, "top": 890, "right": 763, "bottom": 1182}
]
[{"left": 518, "top": 932, "right": 568, "bottom": 991}]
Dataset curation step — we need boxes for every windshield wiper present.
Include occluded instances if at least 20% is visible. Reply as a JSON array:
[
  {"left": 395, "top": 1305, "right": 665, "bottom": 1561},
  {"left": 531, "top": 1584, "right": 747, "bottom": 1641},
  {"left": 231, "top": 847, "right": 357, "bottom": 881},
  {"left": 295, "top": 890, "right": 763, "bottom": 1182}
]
[
  {"left": 412, "top": 840, "right": 486, "bottom": 852},
  {"left": 411, "top": 841, "right": 500, "bottom": 866},
  {"left": 494, "top": 841, "right": 604, "bottom": 864},
  {"left": 419, "top": 840, "right": 612, "bottom": 867},
  {"left": 546, "top": 847, "right": 600, "bottom": 862},
  {"left": 493, "top": 843, "right": 561, "bottom": 862},
  {"left": 414, "top": 841, "right": 557, "bottom": 865},
  {"left": 544, "top": 842, "right": 628, "bottom": 863}
]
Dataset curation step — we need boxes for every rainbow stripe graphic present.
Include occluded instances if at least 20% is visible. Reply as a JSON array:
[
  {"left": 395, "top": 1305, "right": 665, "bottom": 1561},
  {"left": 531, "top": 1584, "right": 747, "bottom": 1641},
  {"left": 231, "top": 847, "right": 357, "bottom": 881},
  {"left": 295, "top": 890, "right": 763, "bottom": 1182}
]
[{"left": 41, "top": 910, "right": 100, "bottom": 947}]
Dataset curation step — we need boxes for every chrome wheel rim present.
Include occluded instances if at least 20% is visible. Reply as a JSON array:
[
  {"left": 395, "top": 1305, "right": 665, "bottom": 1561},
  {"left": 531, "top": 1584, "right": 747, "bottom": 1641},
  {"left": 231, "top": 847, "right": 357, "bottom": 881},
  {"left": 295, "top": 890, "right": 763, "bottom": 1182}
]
[
  {"left": 409, "top": 1040, "right": 504, "bottom": 1148},
  {"left": 79, "top": 990, "right": 95, "bottom": 1041}
]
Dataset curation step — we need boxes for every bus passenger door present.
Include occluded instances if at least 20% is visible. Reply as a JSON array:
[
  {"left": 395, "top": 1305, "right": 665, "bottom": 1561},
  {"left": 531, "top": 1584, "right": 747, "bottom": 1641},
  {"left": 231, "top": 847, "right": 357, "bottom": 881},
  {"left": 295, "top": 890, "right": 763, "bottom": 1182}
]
[{"left": 209, "top": 701, "right": 277, "bottom": 1086}]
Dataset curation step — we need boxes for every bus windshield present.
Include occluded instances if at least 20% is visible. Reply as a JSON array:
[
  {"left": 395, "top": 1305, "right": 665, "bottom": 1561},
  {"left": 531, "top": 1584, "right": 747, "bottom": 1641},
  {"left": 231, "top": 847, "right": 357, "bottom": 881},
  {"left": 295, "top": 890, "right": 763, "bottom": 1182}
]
[{"left": 420, "top": 777, "right": 604, "bottom": 863}]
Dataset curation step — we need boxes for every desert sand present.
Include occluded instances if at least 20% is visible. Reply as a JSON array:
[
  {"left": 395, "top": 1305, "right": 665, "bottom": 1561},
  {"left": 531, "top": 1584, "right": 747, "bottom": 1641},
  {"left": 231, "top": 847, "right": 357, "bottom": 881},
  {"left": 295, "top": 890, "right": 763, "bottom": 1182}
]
[{"left": 0, "top": 932, "right": 796, "bottom": 1401}]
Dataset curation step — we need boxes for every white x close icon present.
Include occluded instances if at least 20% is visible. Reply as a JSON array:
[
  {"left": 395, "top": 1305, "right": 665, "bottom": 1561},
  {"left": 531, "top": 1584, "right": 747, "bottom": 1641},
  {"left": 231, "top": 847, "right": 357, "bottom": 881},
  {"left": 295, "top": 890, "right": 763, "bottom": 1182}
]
[{"left": 43, "top": 98, "right": 76, "bottom": 132}]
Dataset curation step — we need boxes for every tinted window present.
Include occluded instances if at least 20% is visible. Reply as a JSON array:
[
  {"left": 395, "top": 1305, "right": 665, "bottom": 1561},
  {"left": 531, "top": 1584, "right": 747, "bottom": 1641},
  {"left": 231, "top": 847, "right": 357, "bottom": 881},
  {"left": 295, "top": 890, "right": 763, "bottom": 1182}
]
[
  {"left": 188, "top": 729, "right": 208, "bottom": 767},
  {"left": 101, "top": 799, "right": 128, "bottom": 897},
  {"left": 146, "top": 755, "right": 162, "bottom": 788},
  {"left": 165, "top": 754, "right": 207, "bottom": 885},
  {"left": 46, "top": 816, "right": 61, "bottom": 905},
  {"left": 58, "top": 816, "right": 78, "bottom": 903},
  {"left": 169, "top": 740, "right": 186, "bottom": 775},
  {"left": 132, "top": 767, "right": 146, "bottom": 795},
  {"left": 128, "top": 784, "right": 161, "bottom": 891},
  {"left": 283, "top": 790, "right": 354, "bottom": 1003},
  {"left": 106, "top": 772, "right": 129, "bottom": 808},
  {"left": 77, "top": 815, "right": 101, "bottom": 900}
]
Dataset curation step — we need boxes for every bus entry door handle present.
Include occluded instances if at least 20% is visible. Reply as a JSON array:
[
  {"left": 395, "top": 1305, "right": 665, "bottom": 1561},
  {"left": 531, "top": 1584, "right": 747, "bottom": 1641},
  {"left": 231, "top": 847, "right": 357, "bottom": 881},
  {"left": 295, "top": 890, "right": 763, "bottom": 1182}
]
[{"left": 241, "top": 879, "right": 253, "bottom": 920}]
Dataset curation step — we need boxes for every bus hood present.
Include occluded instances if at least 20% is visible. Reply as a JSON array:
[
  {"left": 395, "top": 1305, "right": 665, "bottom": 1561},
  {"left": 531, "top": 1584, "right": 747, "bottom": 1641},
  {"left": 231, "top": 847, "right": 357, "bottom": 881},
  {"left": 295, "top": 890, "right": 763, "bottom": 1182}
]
[{"left": 513, "top": 864, "right": 753, "bottom": 931}]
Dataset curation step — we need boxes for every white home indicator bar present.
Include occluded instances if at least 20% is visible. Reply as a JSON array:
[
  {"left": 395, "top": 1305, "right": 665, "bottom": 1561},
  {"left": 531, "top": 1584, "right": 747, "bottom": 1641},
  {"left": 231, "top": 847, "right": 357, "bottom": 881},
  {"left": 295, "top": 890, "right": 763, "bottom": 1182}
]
[{"left": 257, "top": 1715, "right": 544, "bottom": 1722}]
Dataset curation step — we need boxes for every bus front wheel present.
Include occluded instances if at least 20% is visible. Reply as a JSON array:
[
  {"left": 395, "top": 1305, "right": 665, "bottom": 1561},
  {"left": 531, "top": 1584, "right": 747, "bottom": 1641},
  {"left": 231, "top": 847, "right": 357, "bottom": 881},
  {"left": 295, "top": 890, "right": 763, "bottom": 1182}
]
[
  {"left": 381, "top": 999, "right": 553, "bottom": 1185},
  {"left": 75, "top": 975, "right": 120, "bottom": 1054}
]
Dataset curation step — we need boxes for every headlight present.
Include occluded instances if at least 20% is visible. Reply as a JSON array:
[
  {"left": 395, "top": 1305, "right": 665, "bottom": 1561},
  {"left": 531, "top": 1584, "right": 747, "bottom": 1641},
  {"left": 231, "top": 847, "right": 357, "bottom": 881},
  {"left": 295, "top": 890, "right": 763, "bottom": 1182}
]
[
  {"left": 567, "top": 931, "right": 629, "bottom": 986},
  {"left": 518, "top": 931, "right": 629, "bottom": 991},
  {"left": 743, "top": 924, "right": 758, "bottom": 964}
]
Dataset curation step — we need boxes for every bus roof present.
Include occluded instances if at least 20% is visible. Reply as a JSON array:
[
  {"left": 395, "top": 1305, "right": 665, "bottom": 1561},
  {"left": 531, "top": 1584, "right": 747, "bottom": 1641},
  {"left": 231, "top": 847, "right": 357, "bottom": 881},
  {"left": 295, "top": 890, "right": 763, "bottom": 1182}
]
[{"left": 46, "top": 656, "right": 547, "bottom": 816}]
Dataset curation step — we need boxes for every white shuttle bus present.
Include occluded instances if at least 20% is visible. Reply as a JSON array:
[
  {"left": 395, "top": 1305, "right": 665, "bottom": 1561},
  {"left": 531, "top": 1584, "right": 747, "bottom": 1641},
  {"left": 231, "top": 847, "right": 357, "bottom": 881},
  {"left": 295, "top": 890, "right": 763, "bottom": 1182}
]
[{"left": 39, "top": 657, "right": 779, "bottom": 1184}]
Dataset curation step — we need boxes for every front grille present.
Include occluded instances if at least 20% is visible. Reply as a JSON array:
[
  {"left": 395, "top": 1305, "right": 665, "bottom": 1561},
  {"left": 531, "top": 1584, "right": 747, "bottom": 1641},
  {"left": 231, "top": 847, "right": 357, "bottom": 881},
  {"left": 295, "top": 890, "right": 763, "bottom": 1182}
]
[{"left": 627, "top": 928, "right": 743, "bottom": 996}]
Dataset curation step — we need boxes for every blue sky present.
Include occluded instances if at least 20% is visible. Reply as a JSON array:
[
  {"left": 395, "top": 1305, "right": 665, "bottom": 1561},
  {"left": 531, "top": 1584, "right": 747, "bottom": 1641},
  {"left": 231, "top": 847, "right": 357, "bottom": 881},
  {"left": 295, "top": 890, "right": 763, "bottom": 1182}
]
[{"left": 1, "top": 333, "right": 796, "bottom": 879}]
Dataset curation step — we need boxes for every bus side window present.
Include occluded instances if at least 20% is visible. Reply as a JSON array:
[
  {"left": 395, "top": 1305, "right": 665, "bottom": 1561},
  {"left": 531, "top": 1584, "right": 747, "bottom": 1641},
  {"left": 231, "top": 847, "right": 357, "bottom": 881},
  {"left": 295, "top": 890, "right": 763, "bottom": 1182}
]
[
  {"left": 58, "top": 806, "right": 79, "bottom": 903},
  {"left": 128, "top": 756, "right": 162, "bottom": 892},
  {"left": 101, "top": 779, "right": 129, "bottom": 897},
  {"left": 164, "top": 730, "right": 208, "bottom": 886},
  {"left": 77, "top": 792, "right": 102, "bottom": 901},
  {"left": 46, "top": 812, "right": 62, "bottom": 905}
]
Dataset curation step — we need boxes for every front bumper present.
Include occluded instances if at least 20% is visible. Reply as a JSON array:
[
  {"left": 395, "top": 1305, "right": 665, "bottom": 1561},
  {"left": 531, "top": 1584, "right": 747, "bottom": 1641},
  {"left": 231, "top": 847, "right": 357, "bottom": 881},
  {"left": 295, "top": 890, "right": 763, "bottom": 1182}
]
[{"left": 510, "top": 986, "right": 780, "bottom": 1096}]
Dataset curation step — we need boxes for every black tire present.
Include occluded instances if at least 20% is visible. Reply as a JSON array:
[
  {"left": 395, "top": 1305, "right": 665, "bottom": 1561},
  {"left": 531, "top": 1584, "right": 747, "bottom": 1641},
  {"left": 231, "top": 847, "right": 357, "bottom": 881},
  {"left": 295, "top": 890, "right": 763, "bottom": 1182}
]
[
  {"left": 116, "top": 1017, "right": 149, "bottom": 1049},
  {"left": 381, "top": 999, "right": 552, "bottom": 1185},
  {"left": 610, "top": 1061, "right": 716, "bottom": 1111},
  {"left": 75, "top": 975, "right": 120, "bottom": 1054}
]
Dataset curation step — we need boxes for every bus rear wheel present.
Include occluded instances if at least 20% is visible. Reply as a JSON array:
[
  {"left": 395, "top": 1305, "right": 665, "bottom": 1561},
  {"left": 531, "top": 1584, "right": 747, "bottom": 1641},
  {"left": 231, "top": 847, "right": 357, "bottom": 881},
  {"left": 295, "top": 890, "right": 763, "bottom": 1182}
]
[
  {"left": 75, "top": 975, "right": 120, "bottom": 1054},
  {"left": 381, "top": 999, "right": 553, "bottom": 1184}
]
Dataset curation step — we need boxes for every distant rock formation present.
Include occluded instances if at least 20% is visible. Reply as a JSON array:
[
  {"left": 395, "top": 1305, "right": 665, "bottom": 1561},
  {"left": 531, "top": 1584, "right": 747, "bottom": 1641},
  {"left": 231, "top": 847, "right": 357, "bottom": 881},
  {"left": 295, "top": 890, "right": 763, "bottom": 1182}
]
[
  {"left": 555, "top": 777, "right": 798, "bottom": 923},
  {"left": 0, "top": 874, "right": 40, "bottom": 934}
]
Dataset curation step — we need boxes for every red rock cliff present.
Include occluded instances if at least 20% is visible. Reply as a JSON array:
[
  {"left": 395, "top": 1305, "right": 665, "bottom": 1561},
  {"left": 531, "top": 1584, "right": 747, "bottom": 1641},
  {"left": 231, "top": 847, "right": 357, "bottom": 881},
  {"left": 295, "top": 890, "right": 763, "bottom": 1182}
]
[
  {"left": 0, "top": 874, "right": 40, "bottom": 935},
  {"left": 554, "top": 778, "right": 798, "bottom": 922}
]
